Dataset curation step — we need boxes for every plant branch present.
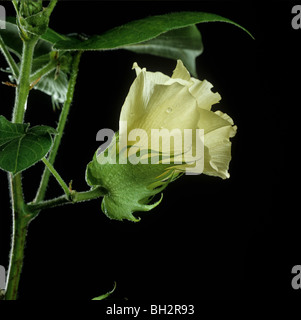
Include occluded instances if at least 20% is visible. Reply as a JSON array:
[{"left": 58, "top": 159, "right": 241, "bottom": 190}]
[
  {"left": 42, "top": 157, "right": 71, "bottom": 197},
  {"left": 28, "top": 187, "right": 106, "bottom": 212},
  {"left": 29, "top": 194, "right": 70, "bottom": 212},
  {"left": 0, "top": 35, "right": 19, "bottom": 80},
  {"left": 34, "top": 51, "right": 82, "bottom": 203}
]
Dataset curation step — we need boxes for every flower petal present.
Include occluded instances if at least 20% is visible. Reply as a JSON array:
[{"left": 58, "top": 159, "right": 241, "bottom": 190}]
[
  {"left": 132, "top": 62, "right": 170, "bottom": 84},
  {"left": 120, "top": 67, "right": 199, "bottom": 134},
  {"left": 197, "top": 108, "right": 233, "bottom": 134},
  {"left": 120, "top": 61, "right": 236, "bottom": 179},
  {"left": 171, "top": 60, "right": 221, "bottom": 110},
  {"left": 172, "top": 60, "right": 191, "bottom": 81},
  {"left": 201, "top": 112, "right": 237, "bottom": 179},
  {"left": 190, "top": 78, "right": 221, "bottom": 111}
]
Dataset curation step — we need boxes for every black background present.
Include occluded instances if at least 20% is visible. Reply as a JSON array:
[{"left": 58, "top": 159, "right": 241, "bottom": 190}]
[{"left": 0, "top": 0, "right": 299, "bottom": 302}]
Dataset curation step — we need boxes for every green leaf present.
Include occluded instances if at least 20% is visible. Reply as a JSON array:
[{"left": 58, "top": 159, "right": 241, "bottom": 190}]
[
  {"left": 41, "top": 26, "right": 71, "bottom": 45},
  {"left": 0, "top": 116, "right": 56, "bottom": 174},
  {"left": 92, "top": 282, "right": 116, "bottom": 301},
  {"left": 124, "top": 25, "right": 203, "bottom": 77},
  {"left": 53, "top": 11, "right": 253, "bottom": 51},
  {"left": 86, "top": 135, "right": 181, "bottom": 222}
]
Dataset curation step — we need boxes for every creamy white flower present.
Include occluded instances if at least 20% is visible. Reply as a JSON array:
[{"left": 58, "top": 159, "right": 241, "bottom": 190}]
[{"left": 119, "top": 60, "right": 237, "bottom": 179}]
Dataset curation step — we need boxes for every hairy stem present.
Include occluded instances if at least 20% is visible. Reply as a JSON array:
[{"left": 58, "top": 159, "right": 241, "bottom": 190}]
[
  {"left": 28, "top": 187, "right": 106, "bottom": 212},
  {"left": 12, "top": 37, "right": 38, "bottom": 123},
  {"left": 5, "top": 37, "right": 38, "bottom": 300},
  {"left": 4, "top": 178, "right": 30, "bottom": 300},
  {"left": 34, "top": 51, "right": 82, "bottom": 203}
]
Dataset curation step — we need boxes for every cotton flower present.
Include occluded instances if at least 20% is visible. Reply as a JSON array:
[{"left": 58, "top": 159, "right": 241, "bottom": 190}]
[
  {"left": 119, "top": 60, "right": 237, "bottom": 178},
  {"left": 87, "top": 60, "right": 237, "bottom": 221}
]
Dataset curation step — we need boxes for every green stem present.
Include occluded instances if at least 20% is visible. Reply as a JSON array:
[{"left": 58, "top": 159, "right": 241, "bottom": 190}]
[
  {"left": 0, "top": 35, "right": 19, "bottom": 79},
  {"left": 73, "top": 188, "right": 106, "bottom": 202},
  {"left": 34, "top": 51, "right": 82, "bottom": 203},
  {"left": 12, "top": 37, "right": 38, "bottom": 123},
  {"left": 28, "top": 187, "right": 106, "bottom": 212},
  {"left": 42, "top": 157, "right": 71, "bottom": 197},
  {"left": 4, "top": 220, "right": 28, "bottom": 300},
  {"left": 5, "top": 37, "right": 38, "bottom": 300},
  {"left": 4, "top": 176, "right": 30, "bottom": 300}
]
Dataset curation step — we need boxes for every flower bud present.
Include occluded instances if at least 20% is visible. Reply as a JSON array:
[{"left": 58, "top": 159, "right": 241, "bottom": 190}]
[
  {"left": 19, "top": 0, "right": 43, "bottom": 18},
  {"left": 15, "top": 0, "right": 54, "bottom": 39}
]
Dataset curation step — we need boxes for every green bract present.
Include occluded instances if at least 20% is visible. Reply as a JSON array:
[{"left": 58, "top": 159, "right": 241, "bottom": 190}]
[{"left": 86, "top": 135, "right": 181, "bottom": 222}]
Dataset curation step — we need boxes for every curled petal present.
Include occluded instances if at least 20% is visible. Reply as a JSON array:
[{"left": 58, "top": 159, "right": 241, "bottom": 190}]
[
  {"left": 202, "top": 112, "right": 237, "bottom": 179},
  {"left": 172, "top": 60, "right": 221, "bottom": 110},
  {"left": 191, "top": 79, "right": 221, "bottom": 111}
]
